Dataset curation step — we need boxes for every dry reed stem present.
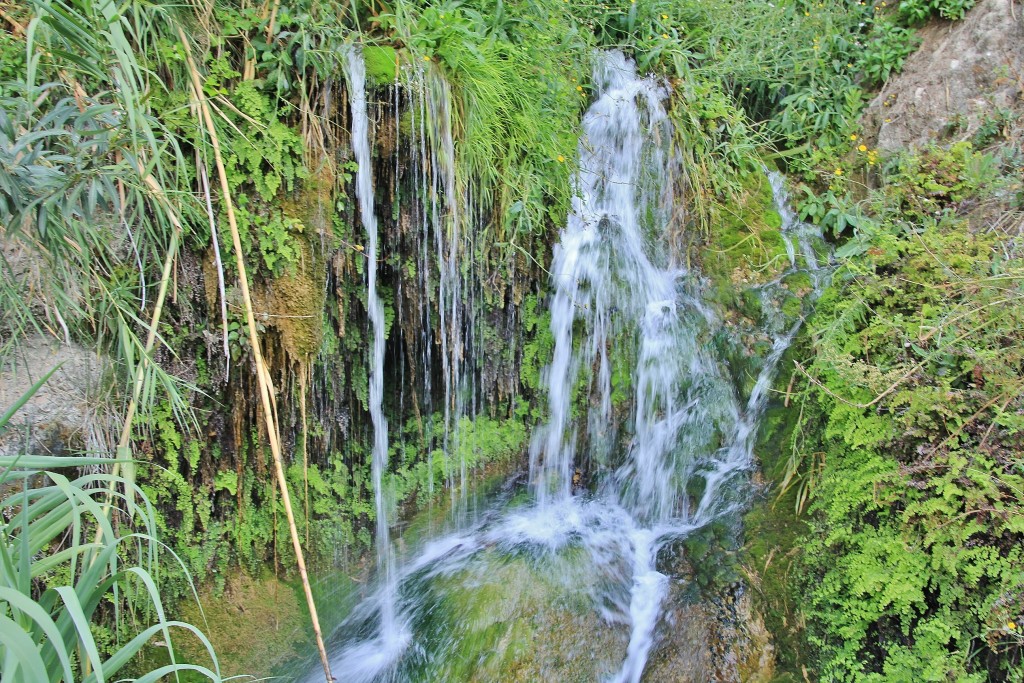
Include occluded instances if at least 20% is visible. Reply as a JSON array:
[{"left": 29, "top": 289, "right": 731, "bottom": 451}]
[{"left": 179, "top": 28, "right": 333, "bottom": 682}]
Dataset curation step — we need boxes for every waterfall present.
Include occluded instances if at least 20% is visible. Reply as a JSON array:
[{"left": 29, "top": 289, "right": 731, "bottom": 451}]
[
  {"left": 337, "top": 47, "right": 409, "bottom": 678},
  {"left": 529, "top": 51, "right": 677, "bottom": 510},
  {"left": 404, "top": 62, "right": 472, "bottom": 514},
  {"left": 303, "top": 49, "right": 829, "bottom": 683}
]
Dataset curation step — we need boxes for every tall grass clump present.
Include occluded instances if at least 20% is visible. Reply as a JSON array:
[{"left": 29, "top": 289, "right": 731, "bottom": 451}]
[{"left": 0, "top": 372, "right": 223, "bottom": 682}]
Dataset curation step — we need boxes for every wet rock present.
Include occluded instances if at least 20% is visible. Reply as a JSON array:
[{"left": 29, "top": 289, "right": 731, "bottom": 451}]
[{"left": 644, "top": 581, "right": 775, "bottom": 683}]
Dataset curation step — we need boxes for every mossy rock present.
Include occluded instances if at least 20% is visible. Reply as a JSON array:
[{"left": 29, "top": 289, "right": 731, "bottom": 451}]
[
  {"left": 739, "top": 372, "right": 814, "bottom": 679},
  {"left": 780, "top": 294, "right": 802, "bottom": 319},
  {"left": 780, "top": 271, "right": 812, "bottom": 295},
  {"left": 364, "top": 46, "right": 399, "bottom": 85},
  {"left": 701, "top": 172, "right": 790, "bottom": 294},
  {"left": 404, "top": 546, "right": 627, "bottom": 681}
]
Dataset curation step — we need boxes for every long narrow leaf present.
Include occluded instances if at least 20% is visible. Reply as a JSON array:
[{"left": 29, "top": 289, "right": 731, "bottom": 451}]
[
  {"left": 0, "top": 613, "right": 51, "bottom": 682},
  {"left": 53, "top": 586, "right": 105, "bottom": 682},
  {"left": 0, "top": 364, "right": 60, "bottom": 431},
  {"left": 0, "top": 587, "right": 75, "bottom": 681}
]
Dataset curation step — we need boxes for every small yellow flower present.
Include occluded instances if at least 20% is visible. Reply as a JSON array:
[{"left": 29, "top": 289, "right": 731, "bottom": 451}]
[
  {"left": 423, "top": 56, "right": 431, "bottom": 61},
  {"left": 850, "top": 134, "right": 858, "bottom": 141},
  {"left": 1008, "top": 621, "right": 1017, "bottom": 631},
  {"left": 834, "top": 168, "right": 843, "bottom": 176},
  {"left": 662, "top": 33, "right": 669, "bottom": 39},
  {"left": 576, "top": 85, "right": 583, "bottom": 91},
  {"left": 557, "top": 155, "right": 566, "bottom": 163},
  {"left": 884, "top": 118, "right": 891, "bottom": 123},
  {"left": 858, "top": 144, "right": 867, "bottom": 152},
  {"left": 662, "top": 14, "right": 669, "bottom": 19}
]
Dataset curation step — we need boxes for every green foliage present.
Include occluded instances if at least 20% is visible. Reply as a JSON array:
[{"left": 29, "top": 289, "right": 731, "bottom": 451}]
[
  {"left": 519, "top": 294, "right": 554, "bottom": 408},
  {"left": 859, "top": 21, "right": 918, "bottom": 87},
  {"left": 789, "top": 142, "right": 1024, "bottom": 681},
  {"left": 379, "top": 0, "right": 589, "bottom": 239},
  {"left": 0, "top": 376, "right": 222, "bottom": 682},
  {"left": 898, "top": 0, "right": 976, "bottom": 25},
  {"left": 223, "top": 82, "right": 307, "bottom": 202},
  {"left": 391, "top": 415, "right": 528, "bottom": 507}
]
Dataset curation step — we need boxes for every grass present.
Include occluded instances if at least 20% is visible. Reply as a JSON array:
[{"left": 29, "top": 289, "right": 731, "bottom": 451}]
[{"left": 0, "top": 370, "right": 223, "bottom": 682}]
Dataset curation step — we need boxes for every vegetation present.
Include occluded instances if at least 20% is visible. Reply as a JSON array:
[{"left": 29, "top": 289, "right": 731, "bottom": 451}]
[
  {"left": 2, "top": 0, "right": 1022, "bottom": 678},
  {"left": 775, "top": 139, "right": 1024, "bottom": 681},
  {"left": 0, "top": 375, "right": 222, "bottom": 681}
]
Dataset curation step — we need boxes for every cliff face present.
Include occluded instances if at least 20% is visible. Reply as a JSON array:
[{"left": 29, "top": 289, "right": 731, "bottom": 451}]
[{"left": 863, "top": 0, "right": 1024, "bottom": 151}]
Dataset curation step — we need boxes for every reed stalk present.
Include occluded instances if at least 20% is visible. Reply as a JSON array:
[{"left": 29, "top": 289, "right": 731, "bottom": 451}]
[{"left": 179, "top": 27, "right": 334, "bottom": 683}]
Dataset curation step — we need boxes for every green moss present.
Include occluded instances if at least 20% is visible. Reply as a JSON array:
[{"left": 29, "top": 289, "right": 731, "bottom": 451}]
[
  {"left": 363, "top": 46, "right": 399, "bottom": 85},
  {"left": 742, "top": 388, "right": 813, "bottom": 679},
  {"left": 702, "top": 172, "right": 790, "bottom": 297},
  {"left": 409, "top": 546, "right": 626, "bottom": 681},
  {"left": 780, "top": 294, "right": 802, "bottom": 319}
]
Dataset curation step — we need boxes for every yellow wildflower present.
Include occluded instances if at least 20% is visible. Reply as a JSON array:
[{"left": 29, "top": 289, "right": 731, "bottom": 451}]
[
  {"left": 662, "top": 33, "right": 669, "bottom": 39},
  {"left": 1009, "top": 621, "right": 1017, "bottom": 631},
  {"left": 557, "top": 155, "right": 566, "bottom": 163},
  {"left": 850, "top": 134, "right": 858, "bottom": 140},
  {"left": 834, "top": 168, "right": 843, "bottom": 176},
  {"left": 662, "top": 14, "right": 669, "bottom": 19}
]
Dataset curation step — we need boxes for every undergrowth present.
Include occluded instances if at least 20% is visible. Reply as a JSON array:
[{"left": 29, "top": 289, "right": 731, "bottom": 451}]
[{"left": 784, "top": 138, "right": 1024, "bottom": 680}]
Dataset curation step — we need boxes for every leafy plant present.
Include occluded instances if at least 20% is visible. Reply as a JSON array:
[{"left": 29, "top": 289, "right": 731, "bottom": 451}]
[
  {"left": 899, "top": 0, "right": 976, "bottom": 25},
  {"left": 791, "top": 142, "right": 1024, "bottom": 681},
  {"left": 0, "top": 372, "right": 223, "bottom": 682},
  {"left": 859, "top": 20, "right": 918, "bottom": 86}
]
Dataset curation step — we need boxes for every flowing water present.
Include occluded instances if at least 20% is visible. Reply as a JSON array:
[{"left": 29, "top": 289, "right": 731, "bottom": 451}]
[
  {"left": 302, "top": 50, "right": 828, "bottom": 682},
  {"left": 340, "top": 47, "right": 407, "bottom": 671}
]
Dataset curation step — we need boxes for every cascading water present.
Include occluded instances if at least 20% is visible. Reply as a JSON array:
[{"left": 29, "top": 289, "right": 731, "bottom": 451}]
[
  {"left": 529, "top": 52, "right": 677, "bottom": 510},
  {"left": 334, "top": 47, "right": 409, "bottom": 678},
  {"left": 405, "top": 62, "right": 473, "bottom": 515},
  {"left": 301, "top": 49, "right": 829, "bottom": 683}
]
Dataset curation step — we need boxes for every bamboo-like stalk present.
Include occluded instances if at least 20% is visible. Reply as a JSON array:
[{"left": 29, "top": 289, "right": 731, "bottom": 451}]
[
  {"left": 299, "top": 367, "right": 310, "bottom": 548},
  {"left": 91, "top": 169, "right": 182, "bottom": 536},
  {"left": 265, "top": 0, "right": 281, "bottom": 43},
  {"left": 85, "top": 172, "right": 182, "bottom": 680},
  {"left": 179, "top": 28, "right": 334, "bottom": 683}
]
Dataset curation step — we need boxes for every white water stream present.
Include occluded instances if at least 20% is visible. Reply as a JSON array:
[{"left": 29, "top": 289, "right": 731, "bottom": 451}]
[
  {"left": 336, "top": 47, "right": 409, "bottom": 676},
  {"left": 305, "top": 49, "right": 829, "bottom": 683}
]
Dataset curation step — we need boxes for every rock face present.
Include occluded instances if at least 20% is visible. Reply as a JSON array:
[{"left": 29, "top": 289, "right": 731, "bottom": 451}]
[
  {"left": 0, "top": 334, "right": 112, "bottom": 457},
  {"left": 644, "top": 582, "right": 776, "bottom": 683},
  {"left": 863, "top": 0, "right": 1024, "bottom": 150}
]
